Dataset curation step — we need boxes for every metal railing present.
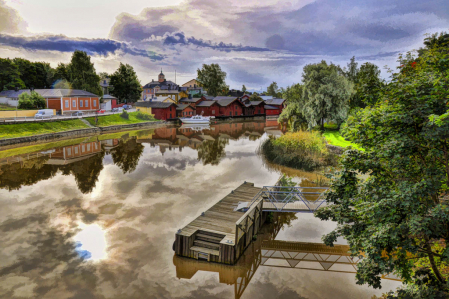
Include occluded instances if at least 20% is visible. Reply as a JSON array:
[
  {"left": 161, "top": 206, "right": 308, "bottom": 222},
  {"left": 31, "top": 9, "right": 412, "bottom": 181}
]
[{"left": 248, "top": 185, "right": 329, "bottom": 213}]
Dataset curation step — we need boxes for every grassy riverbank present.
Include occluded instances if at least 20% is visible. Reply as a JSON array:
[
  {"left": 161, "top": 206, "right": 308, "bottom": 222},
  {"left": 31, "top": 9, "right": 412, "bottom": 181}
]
[
  {"left": 85, "top": 111, "right": 157, "bottom": 127},
  {"left": 323, "top": 130, "right": 363, "bottom": 150},
  {"left": 260, "top": 131, "right": 337, "bottom": 171},
  {"left": 0, "top": 119, "right": 90, "bottom": 140}
]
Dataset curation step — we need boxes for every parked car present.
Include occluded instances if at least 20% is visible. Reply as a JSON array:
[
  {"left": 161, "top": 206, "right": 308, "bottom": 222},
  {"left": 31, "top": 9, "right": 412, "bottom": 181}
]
[
  {"left": 112, "top": 107, "right": 124, "bottom": 112},
  {"left": 123, "top": 105, "right": 132, "bottom": 110},
  {"left": 34, "top": 109, "right": 54, "bottom": 119},
  {"left": 72, "top": 111, "right": 83, "bottom": 116},
  {"left": 96, "top": 109, "right": 106, "bottom": 114}
]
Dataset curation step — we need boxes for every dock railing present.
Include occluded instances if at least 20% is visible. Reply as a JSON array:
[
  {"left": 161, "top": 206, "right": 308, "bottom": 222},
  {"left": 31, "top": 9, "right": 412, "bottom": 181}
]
[{"left": 248, "top": 186, "right": 329, "bottom": 213}]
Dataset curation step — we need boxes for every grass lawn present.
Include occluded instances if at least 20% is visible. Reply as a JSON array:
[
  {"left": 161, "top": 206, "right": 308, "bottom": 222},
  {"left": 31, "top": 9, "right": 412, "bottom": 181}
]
[
  {"left": 0, "top": 119, "right": 90, "bottom": 139},
  {"left": 85, "top": 112, "right": 157, "bottom": 127},
  {"left": 323, "top": 130, "right": 364, "bottom": 151}
]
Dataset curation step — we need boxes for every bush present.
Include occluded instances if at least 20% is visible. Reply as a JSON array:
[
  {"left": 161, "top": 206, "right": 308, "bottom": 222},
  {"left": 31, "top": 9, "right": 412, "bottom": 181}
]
[
  {"left": 135, "top": 111, "right": 152, "bottom": 120},
  {"left": 260, "top": 131, "right": 336, "bottom": 171},
  {"left": 120, "top": 110, "right": 129, "bottom": 119},
  {"left": 18, "top": 91, "right": 46, "bottom": 109}
]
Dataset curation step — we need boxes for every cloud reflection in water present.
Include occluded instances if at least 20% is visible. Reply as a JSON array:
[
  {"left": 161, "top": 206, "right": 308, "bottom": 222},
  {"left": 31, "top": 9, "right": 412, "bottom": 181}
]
[{"left": 73, "top": 223, "right": 107, "bottom": 261}]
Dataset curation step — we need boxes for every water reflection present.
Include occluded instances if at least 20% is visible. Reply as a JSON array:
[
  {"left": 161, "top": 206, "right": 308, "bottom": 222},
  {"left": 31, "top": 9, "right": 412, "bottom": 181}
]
[
  {"left": 0, "top": 121, "right": 275, "bottom": 193},
  {"left": 74, "top": 223, "right": 108, "bottom": 261}
]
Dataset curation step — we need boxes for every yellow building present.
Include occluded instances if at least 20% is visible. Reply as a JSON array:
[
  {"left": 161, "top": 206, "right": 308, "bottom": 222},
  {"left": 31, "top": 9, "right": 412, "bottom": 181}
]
[{"left": 155, "top": 91, "right": 188, "bottom": 104}]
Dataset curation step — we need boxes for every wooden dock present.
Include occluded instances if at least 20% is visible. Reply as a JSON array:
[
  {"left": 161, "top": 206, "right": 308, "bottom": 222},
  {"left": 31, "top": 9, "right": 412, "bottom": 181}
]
[{"left": 174, "top": 182, "right": 264, "bottom": 265}]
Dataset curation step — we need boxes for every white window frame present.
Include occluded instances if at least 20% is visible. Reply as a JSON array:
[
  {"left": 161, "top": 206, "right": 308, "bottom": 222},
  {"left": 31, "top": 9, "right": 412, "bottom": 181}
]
[
  {"left": 65, "top": 100, "right": 69, "bottom": 108},
  {"left": 80, "top": 100, "right": 83, "bottom": 107},
  {"left": 93, "top": 100, "right": 97, "bottom": 107},
  {"left": 85, "top": 100, "right": 88, "bottom": 107},
  {"left": 72, "top": 100, "right": 76, "bottom": 108}
]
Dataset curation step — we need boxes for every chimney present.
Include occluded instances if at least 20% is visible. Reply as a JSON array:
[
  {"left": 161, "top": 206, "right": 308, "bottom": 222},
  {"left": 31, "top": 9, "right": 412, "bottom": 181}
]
[
  {"left": 188, "top": 94, "right": 192, "bottom": 99},
  {"left": 14, "top": 87, "right": 19, "bottom": 92}
]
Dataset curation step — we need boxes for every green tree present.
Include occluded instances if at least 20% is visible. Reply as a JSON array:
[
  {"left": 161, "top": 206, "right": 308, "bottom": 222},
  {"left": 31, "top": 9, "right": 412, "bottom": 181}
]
[
  {"left": 110, "top": 63, "right": 142, "bottom": 103},
  {"left": 278, "top": 83, "right": 307, "bottom": 130},
  {"left": 196, "top": 64, "right": 227, "bottom": 97},
  {"left": 18, "top": 91, "right": 46, "bottom": 109},
  {"left": 418, "top": 31, "right": 449, "bottom": 56},
  {"left": 66, "top": 50, "right": 102, "bottom": 96},
  {"left": 302, "top": 60, "right": 353, "bottom": 129},
  {"left": 315, "top": 46, "right": 449, "bottom": 297},
  {"left": 13, "top": 58, "right": 53, "bottom": 89},
  {"left": 266, "top": 81, "right": 283, "bottom": 98},
  {"left": 242, "top": 85, "right": 247, "bottom": 94},
  {"left": 0, "top": 58, "right": 25, "bottom": 91},
  {"left": 345, "top": 56, "right": 359, "bottom": 83},
  {"left": 249, "top": 93, "right": 263, "bottom": 101}
]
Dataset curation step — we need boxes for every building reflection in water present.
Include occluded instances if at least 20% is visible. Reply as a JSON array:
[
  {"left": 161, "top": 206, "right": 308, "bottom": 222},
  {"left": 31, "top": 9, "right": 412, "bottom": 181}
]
[
  {"left": 0, "top": 121, "right": 280, "bottom": 193},
  {"left": 173, "top": 212, "right": 400, "bottom": 299}
]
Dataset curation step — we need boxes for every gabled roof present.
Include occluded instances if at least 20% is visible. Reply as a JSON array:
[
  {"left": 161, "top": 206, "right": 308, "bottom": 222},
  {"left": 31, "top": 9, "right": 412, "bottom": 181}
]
[
  {"left": 265, "top": 98, "right": 285, "bottom": 106},
  {"left": 202, "top": 96, "right": 214, "bottom": 100},
  {"left": 156, "top": 90, "right": 180, "bottom": 94},
  {"left": 264, "top": 105, "right": 279, "bottom": 110},
  {"left": 142, "top": 80, "right": 177, "bottom": 89},
  {"left": 215, "top": 97, "right": 243, "bottom": 107},
  {"left": 102, "top": 94, "right": 116, "bottom": 100},
  {"left": 135, "top": 102, "right": 176, "bottom": 108},
  {"left": 182, "top": 79, "right": 197, "bottom": 87},
  {"left": 250, "top": 101, "right": 264, "bottom": 106},
  {"left": 179, "top": 97, "right": 201, "bottom": 103},
  {"left": 176, "top": 104, "right": 193, "bottom": 111},
  {"left": 0, "top": 89, "right": 99, "bottom": 98},
  {"left": 196, "top": 101, "right": 218, "bottom": 107}
]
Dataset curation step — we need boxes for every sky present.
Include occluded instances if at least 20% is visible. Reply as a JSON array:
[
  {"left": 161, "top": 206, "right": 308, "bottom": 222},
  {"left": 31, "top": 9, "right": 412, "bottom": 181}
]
[{"left": 0, "top": 0, "right": 448, "bottom": 91}]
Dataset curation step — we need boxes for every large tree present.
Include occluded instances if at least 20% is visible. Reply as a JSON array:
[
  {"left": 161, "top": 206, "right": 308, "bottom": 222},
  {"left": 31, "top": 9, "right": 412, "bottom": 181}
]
[
  {"left": 316, "top": 46, "right": 449, "bottom": 297},
  {"left": 196, "top": 63, "right": 227, "bottom": 97},
  {"left": 0, "top": 58, "right": 25, "bottom": 91},
  {"left": 266, "top": 81, "right": 284, "bottom": 98},
  {"left": 278, "top": 83, "right": 307, "bottom": 130},
  {"left": 301, "top": 60, "right": 353, "bottom": 129},
  {"left": 110, "top": 63, "right": 142, "bottom": 103},
  {"left": 13, "top": 58, "right": 53, "bottom": 89},
  {"left": 65, "top": 50, "right": 102, "bottom": 96}
]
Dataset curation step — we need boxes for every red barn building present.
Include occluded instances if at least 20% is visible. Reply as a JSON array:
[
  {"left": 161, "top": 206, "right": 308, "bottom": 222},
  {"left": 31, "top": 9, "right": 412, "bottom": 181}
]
[
  {"left": 265, "top": 105, "right": 281, "bottom": 115},
  {"left": 264, "top": 98, "right": 285, "bottom": 114},
  {"left": 250, "top": 101, "right": 265, "bottom": 115},
  {"left": 196, "top": 101, "right": 220, "bottom": 116},
  {"left": 215, "top": 97, "right": 245, "bottom": 117},
  {"left": 176, "top": 104, "right": 195, "bottom": 117},
  {"left": 179, "top": 97, "right": 203, "bottom": 107},
  {"left": 135, "top": 101, "right": 177, "bottom": 120}
]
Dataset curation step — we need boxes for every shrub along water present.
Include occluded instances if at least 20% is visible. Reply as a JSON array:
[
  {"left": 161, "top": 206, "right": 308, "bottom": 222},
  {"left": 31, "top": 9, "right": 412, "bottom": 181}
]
[{"left": 260, "top": 130, "right": 337, "bottom": 171}]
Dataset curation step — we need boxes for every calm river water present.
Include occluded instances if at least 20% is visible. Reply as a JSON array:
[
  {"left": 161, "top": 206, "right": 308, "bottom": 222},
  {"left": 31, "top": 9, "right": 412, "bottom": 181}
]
[{"left": 0, "top": 120, "right": 401, "bottom": 298}]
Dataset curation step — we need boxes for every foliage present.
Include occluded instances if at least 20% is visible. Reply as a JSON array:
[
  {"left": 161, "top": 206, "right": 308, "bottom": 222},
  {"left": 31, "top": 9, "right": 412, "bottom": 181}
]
[
  {"left": 315, "top": 44, "right": 449, "bottom": 296},
  {"left": 17, "top": 91, "right": 46, "bottom": 109},
  {"left": 0, "top": 58, "right": 25, "bottom": 91},
  {"left": 266, "top": 81, "right": 284, "bottom": 98},
  {"left": 322, "top": 130, "right": 363, "bottom": 151},
  {"left": 135, "top": 111, "right": 153, "bottom": 120},
  {"left": 249, "top": 94, "right": 263, "bottom": 101},
  {"left": 0, "top": 119, "right": 89, "bottom": 139},
  {"left": 278, "top": 83, "right": 307, "bottom": 131},
  {"left": 192, "top": 93, "right": 203, "bottom": 98},
  {"left": 110, "top": 63, "right": 142, "bottom": 103},
  {"left": 418, "top": 31, "right": 448, "bottom": 56},
  {"left": 120, "top": 110, "right": 129, "bottom": 119},
  {"left": 302, "top": 60, "right": 354, "bottom": 129},
  {"left": 279, "top": 175, "right": 296, "bottom": 187},
  {"left": 13, "top": 58, "right": 54, "bottom": 89},
  {"left": 85, "top": 111, "right": 156, "bottom": 127},
  {"left": 197, "top": 138, "right": 228, "bottom": 165},
  {"left": 196, "top": 63, "right": 227, "bottom": 97},
  {"left": 58, "top": 50, "right": 103, "bottom": 96},
  {"left": 242, "top": 85, "right": 247, "bottom": 93},
  {"left": 260, "top": 131, "right": 335, "bottom": 171}
]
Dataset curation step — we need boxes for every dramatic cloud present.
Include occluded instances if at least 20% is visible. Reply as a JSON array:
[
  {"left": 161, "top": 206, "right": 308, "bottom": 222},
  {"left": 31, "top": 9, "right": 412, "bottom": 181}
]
[
  {"left": 0, "top": 0, "right": 26, "bottom": 34},
  {"left": 0, "top": 34, "right": 164, "bottom": 60}
]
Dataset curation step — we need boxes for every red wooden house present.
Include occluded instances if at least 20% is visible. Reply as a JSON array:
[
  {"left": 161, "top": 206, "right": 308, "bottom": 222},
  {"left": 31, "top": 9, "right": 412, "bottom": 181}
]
[
  {"left": 179, "top": 97, "right": 203, "bottom": 107},
  {"left": 265, "top": 105, "right": 281, "bottom": 115},
  {"left": 135, "top": 101, "right": 177, "bottom": 120},
  {"left": 215, "top": 97, "right": 245, "bottom": 117},
  {"left": 196, "top": 101, "right": 220, "bottom": 116},
  {"left": 264, "top": 98, "right": 285, "bottom": 114},
  {"left": 176, "top": 104, "right": 195, "bottom": 117}
]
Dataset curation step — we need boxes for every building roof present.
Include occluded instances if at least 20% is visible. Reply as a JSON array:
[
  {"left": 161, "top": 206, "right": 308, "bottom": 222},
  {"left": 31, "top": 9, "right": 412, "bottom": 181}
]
[
  {"left": 135, "top": 102, "right": 176, "bottom": 108},
  {"left": 182, "top": 79, "right": 197, "bottom": 87},
  {"left": 176, "top": 104, "right": 193, "bottom": 111},
  {"left": 260, "top": 96, "right": 273, "bottom": 101},
  {"left": 250, "top": 101, "right": 264, "bottom": 106},
  {"left": 142, "top": 80, "right": 177, "bottom": 89},
  {"left": 0, "top": 89, "right": 99, "bottom": 98},
  {"left": 156, "top": 90, "right": 180, "bottom": 94},
  {"left": 215, "top": 97, "right": 242, "bottom": 107},
  {"left": 265, "top": 98, "right": 285, "bottom": 106},
  {"left": 202, "top": 96, "right": 214, "bottom": 100},
  {"left": 196, "top": 101, "right": 217, "bottom": 107},
  {"left": 102, "top": 94, "right": 116, "bottom": 100},
  {"left": 179, "top": 97, "right": 200, "bottom": 103},
  {"left": 264, "top": 105, "right": 279, "bottom": 110},
  {"left": 143, "top": 96, "right": 173, "bottom": 102}
]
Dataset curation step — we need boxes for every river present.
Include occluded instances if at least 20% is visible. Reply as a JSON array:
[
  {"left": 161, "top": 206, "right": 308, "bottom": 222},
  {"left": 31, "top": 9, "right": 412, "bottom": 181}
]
[{"left": 0, "top": 120, "right": 401, "bottom": 298}]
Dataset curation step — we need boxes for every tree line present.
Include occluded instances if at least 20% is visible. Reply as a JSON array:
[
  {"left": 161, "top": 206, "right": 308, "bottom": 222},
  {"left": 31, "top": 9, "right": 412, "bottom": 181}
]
[{"left": 0, "top": 50, "right": 142, "bottom": 103}]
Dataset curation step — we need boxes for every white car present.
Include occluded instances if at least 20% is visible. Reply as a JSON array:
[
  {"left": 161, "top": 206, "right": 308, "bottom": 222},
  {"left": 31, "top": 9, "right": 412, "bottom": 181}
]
[{"left": 34, "top": 109, "right": 54, "bottom": 119}]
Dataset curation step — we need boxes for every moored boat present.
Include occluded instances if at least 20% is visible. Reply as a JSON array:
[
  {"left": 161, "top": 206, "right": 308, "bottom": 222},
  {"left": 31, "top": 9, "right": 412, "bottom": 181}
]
[{"left": 181, "top": 115, "right": 211, "bottom": 124}]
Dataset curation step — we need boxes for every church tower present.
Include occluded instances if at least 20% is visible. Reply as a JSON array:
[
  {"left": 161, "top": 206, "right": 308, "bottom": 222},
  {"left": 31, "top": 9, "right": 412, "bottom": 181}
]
[{"left": 158, "top": 69, "right": 165, "bottom": 83}]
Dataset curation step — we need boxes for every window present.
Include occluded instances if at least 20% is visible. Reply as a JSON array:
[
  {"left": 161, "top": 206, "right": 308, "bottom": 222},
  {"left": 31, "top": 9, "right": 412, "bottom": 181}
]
[
  {"left": 85, "top": 100, "right": 88, "bottom": 107},
  {"left": 74, "top": 147, "right": 78, "bottom": 154},
  {"left": 229, "top": 111, "right": 232, "bottom": 116},
  {"left": 80, "top": 100, "right": 83, "bottom": 107},
  {"left": 94, "top": 143, "right": 98, "bottom": 150},
  {"left": 67, "top": 148, "right": 71, "bottom": 155},
  {"left": 87, "top": 144, "right": 91, "bottom": 151},
  {"left": 235, "top": 111, "right": 238, "bottom": 116},
  {"left": 65, "top": 100, "right": 69, "bottom": 108},
  {"left": 72, "top": 100, "right": 76, "bottom": 107},
  {"left": 93, "top": 100, "right": 97, "bottom": 107},
  {"left": 104, "top": 80, "right": 106, "bottom": 84},
  {"left": 212, "top": 110, "right": 215, "bottom": 114},
  {"left": 82, "top": 145, "right": 85, "bottom": 152}
]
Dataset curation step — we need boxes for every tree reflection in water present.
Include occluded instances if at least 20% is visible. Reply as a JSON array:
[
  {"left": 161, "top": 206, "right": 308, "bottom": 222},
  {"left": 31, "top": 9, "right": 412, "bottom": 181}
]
[
  {"left": 197, "top": 138, "right": 229, "bottom": 166},
  {"left": 111, "top": 138, "right": 144, "bottom": 174}
]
